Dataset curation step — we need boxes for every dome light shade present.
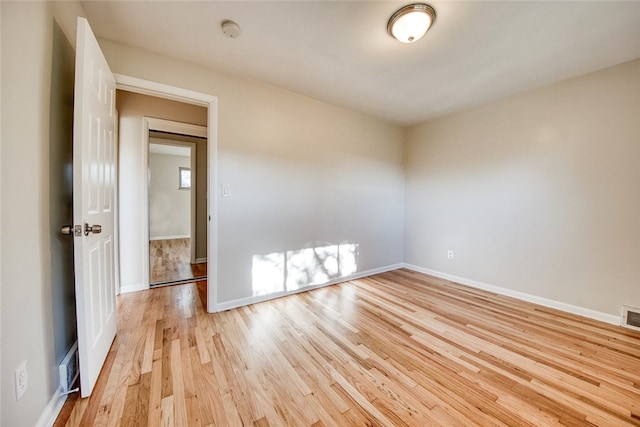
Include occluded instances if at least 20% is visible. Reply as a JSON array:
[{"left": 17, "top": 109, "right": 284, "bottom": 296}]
[{"left": 387, "top": 4, "right": 436, "bottom": 43}]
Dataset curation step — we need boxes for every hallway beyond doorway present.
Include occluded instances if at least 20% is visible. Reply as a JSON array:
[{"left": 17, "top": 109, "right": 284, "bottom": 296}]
[{"left": 149, "top": 238, "right": 207, "bottom": 286}]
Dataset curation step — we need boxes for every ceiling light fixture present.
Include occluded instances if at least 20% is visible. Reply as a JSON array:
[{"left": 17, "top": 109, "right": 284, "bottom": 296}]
[{"left": 387, "top": 3, "right": 436, "bottom": 44}]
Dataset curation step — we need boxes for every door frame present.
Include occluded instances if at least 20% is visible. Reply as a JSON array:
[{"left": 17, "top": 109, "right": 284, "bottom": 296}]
[
  {"left": 115, "top": 74, "right": 218, "bottom": 312},
  {"left": 146, "top": 119, "right": 205, "bottom": 269}
]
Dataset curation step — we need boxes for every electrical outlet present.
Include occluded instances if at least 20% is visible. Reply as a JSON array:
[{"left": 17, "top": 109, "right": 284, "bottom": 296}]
[
  {"left": 15, "top": 360, "right": 28, "bottom": 401},
  {"left": 447, "top": 250, "right": 454, "bottom": 260}
]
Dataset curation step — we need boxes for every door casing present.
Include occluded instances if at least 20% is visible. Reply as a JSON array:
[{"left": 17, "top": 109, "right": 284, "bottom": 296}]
[{"left": 115, "top": 74, "right": 219, "bottom": 312}]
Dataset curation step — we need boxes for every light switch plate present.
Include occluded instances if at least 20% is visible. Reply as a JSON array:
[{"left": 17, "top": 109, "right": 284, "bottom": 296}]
[{"left": 15, "top": 360, "right": 28, "bottom": 401}]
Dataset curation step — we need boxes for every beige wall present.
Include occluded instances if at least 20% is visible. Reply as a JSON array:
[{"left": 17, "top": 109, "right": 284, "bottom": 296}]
[
  {"left": 101, "top": 39, "right": 406, "bottom": 304},
  {"left": 1, "top": 2, "right": 86, "bottom": 426},
  {"left": 405, "top": 59, "right": 640, "bottom": 317},
  {"left": 116, "top": 91, "right": 207, "bottom": 290}
]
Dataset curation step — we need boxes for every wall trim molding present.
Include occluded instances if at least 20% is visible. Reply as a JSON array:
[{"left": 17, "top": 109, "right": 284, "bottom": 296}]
[
  {"left": 403, "top": 264, "right": 620, "bottom": 326},
  {"left": 35, "top": 386, "right": 67, "bottom": 427},
  {"left": 215, "top": 263, "right": 404, "bottom": 312},
  {"left": 150, "top": 235, "right": 190, "bottom": 241},
  {"left": 194, "top": 257, "right": 207, "bottom": 264}
]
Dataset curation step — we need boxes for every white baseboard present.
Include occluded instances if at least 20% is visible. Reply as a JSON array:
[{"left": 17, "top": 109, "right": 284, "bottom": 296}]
[
  {"left": 403, "top": 264, "right": 620, "bottom": 326},
  {"left": 194, "top": 257, "right": 207, "bottom": 264},
  {"left": 119, "top": 282, "right": 149, "bottom": 294},
  {"left": 214, "top": 263, "right": 404, "bottom": 312},
  {"left": 35, "top": 386, "right": 67, "bottom": 427},
  {"left": 149, "top": 235, "right": 190, "bottom": 241}
]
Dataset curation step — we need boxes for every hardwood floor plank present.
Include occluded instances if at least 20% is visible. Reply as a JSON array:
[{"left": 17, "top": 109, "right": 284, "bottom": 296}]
[
  {"left": 185, "top": 395, "right": 202, "bottom": 427},
  {"left": 278, "top": 336, "right": 352, "bottom": 414},
  {"left": 55, "top": 270, "right": 640, "bottom": 426},
  {"left": 160, "top": 395, "right": 174, "bottom": 427},
  {"left": 61, "top": 395, "right": 88, "bottom": 427},
  {"left": 327, "top": 361, "right": 395, "bottom": 426},
  {"left": 147, "top": 359, "right": 163, "bottom": 427},
  {"left": 141, "top": 326, "right": 155, "bottom": 375},
  {"left": 120, "top": 383, "right": 140, "bottom": 427},
  {"left": 170, "top": 339, "right": 189, "bottom": 427},
  {"left": 150, "top": 238, "right": 207, "bottom": 285}
]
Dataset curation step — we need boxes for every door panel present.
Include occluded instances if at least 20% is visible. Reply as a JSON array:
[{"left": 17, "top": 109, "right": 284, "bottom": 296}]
[{"left": 73, "top": 17, "right": 117, "bottom": 397}]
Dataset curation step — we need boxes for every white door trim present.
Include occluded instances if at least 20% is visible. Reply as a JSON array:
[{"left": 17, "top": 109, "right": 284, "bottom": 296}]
[
  {"left": 146, "top": 117, "right": 207, "bottom": 138},
  {"left": 114, "top": 74, "right": 218, "bottom": 312}
]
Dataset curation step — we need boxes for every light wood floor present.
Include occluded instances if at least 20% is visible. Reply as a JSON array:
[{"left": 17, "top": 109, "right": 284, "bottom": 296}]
[
  {"left": 55, "top": 269, "right": 640, "bottom": 426},
  {"left": 150, "top": 238, "right": 207, "bottom": 285}
]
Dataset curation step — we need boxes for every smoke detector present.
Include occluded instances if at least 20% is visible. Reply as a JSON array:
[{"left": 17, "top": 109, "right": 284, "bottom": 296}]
[{"left": 221, "top": 20, "right": 241, "bottom": 39}]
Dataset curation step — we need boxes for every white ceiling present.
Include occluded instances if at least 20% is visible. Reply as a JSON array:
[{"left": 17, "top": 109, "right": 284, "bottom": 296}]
[{"left": 83, "top": 1, "right": 640, "bottom": 126}]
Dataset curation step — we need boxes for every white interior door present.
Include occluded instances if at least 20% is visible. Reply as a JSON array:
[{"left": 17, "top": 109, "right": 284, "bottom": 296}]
[{"left": 72, "top": 17, "right": 117, "bottom": 397}]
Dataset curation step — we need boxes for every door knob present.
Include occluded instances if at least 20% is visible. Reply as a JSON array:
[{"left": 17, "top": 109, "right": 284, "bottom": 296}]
[{"left": 84, "top": 223, "right": 102, "bottom": 236}]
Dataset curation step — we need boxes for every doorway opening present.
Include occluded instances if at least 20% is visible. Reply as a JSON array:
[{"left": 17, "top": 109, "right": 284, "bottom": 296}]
[
  {"left": 148, "top": 131, "right": 208, "bottom": 286},
  {"left": 115, "top": 74, "right": 218, "bottom": 312}
]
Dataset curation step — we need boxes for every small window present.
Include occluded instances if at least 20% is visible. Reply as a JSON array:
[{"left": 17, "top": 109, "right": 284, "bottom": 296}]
[{"left": 179, "top": 167, "right": 191, "bottom": 189}]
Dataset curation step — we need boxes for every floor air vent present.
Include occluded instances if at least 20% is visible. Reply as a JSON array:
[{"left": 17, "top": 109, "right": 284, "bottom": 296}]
[
  {"left": 621, "top": 306, "right": 640, "bottom": 331},
  {"left": 59, "top": 342, "right": 79, "bottom": 393}
]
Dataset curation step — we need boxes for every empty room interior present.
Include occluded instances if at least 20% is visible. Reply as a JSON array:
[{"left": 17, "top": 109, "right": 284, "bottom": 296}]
[{"left": 1, "top": 1, "right": 640, "bottom": 426}]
